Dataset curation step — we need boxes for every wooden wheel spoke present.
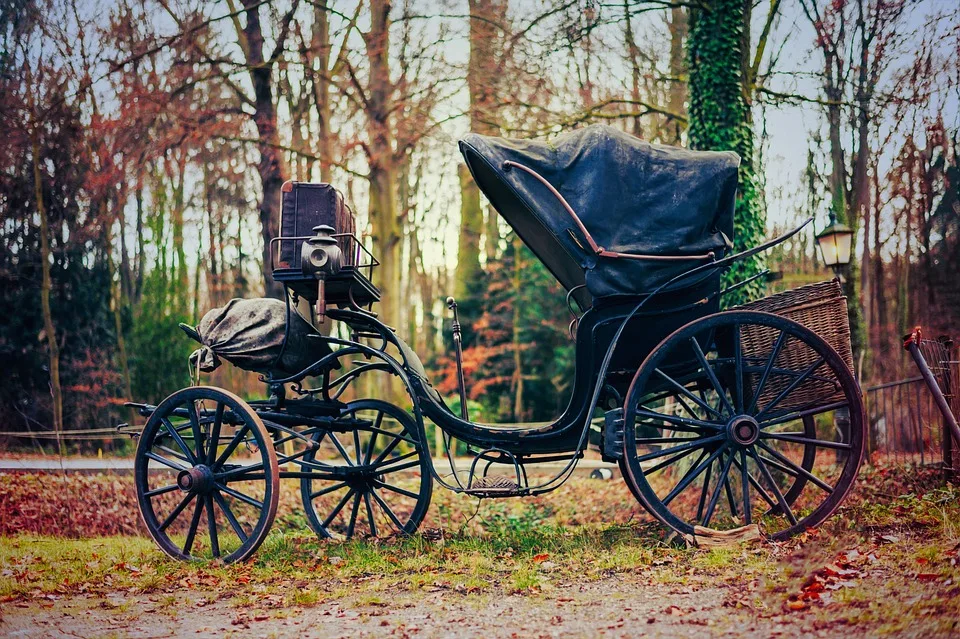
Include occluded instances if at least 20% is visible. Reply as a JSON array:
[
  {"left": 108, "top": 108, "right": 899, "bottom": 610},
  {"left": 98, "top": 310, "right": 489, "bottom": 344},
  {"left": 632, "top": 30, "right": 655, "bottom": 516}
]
[
  {"left": 205, "top": 495, "right": 220, "bottom": 558},
  {"left": 689, "top": 337, "right": 734, "bottom": 416},
  {"left": 731, "top": 453, "right": 776, "bottom": 510},
  {"left": 754, "top": 357, "right": 825, "bottom": 421},
  {"left": 702, "top": 451, "right": 736, "bottom": 527},
  {"left": 373, "top": 458, "right": 421, "bottom": 475},
  {"left": 188, "top": 402, "right": 205, "bottom": 460},
  {"left": 328, "top": 434, "right": 356, "bottom": 466},
  {"left": 370, "top": 435, "right": 403, "bottom": 466},
  {"left": 145, "top": 483, "right": 180, "bottom": 498},
  {"left": 760, "top": 432, "right": 851, "bottom": 450},
  {"left": 214, "top": 490, "right": 248, "bottom": 542},
  {"left": 370, "top": 488, "right": 406, "bottom": 530},
  {"left": 732, "top": 323, "right": 744, "bottom": 412},
  {"left": 644, "top": 446, "right": 705, "bottom": 477},
  {"left": 154, "top": 445, "right": 192, "bottom": 466},
  {"left": 634, "top": 407, "right": 721, "bottom": 431},
  {"left": 161, "top": 417, "right": 197, "bottom": 464},
  {"left": 635, "top": 435, "right": 706, "bottom": 445},
  {"left": 182, "top": 499, "right": 205, "bottom": 556},
  {"left": 363, "top": 491, "right": 378, "bottom": 537},
  {"left": 206, "top": 403, "right": 224, "bottom": 466},
  {"left": 663, "top": 445, "right": 726, "bottom": 506},
  {"left": 346, "top": 492, "right": 362, "bottom": 538},
  {"left": 758, "top": 400, "right": 849, "bottom": 430},
  {"left": 309, "top": 482, "right": 349, "bottom": 500},
  {"left": 739, "top": 449, "right": 751, "bottom": 525},
  {"left": 635, "top": 434, "right": 725, "bottom": 463},
  {"left": 722, "top": 456, "right": 739, "bottom": 519},
  {"left": 695, "top": 459, "right": 713, "bottom": 522},
  {"left": 756, "top": 441, "right": 834, "bottom": 494},
  {"left": 145, "top": 451, "right": 187, "bottom": 472},
  {"left": 159, "top": 493, "right": 195, "bottom": 531},
  {"left": 671, "top": 393, "right": 701, "bottom": 422},
  {"left": 322, "top": 487, "right": 356, "bottom": 528},
  {"left": 748, "top": 330, "right": 787, "bottom": 414},
  {"left": 364, "top": 425, "right": 381, "bottom": 465},
  {"left": 215, "top": 482, "right": 263, "bottom": 510},
  {"left": 749, "top": 448, "right": 798, "bottom": 526},
  {"left": 371, "top": 449, "right": 419, "bottom": 470},
  {"left": 214, "top": 424, "right": 250, "bottom": 469},
  {"left": 217, "top": 461, "right": 265, "bottom": 481},
  {"left": 373, "top": 479, "right": 419, "bottom": 500},
  {"left": 653, "top": 368, "right": 723, "bottom": 419},
  {"left": 352, "top": 429, "right": 363, "bottom": 465}
]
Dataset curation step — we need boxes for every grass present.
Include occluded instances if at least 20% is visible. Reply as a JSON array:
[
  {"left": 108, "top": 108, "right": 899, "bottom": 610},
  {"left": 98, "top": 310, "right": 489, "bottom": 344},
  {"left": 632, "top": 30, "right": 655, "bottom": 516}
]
[{"left": 0, "top": 466, "right": 958, "bottom": 636}]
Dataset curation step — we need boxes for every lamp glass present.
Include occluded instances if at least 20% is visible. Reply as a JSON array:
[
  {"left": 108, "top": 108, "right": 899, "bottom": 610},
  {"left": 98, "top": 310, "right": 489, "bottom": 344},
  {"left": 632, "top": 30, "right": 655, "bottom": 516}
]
[
  {"left": 819, "top": 235, "right": 840, "bottom": 266},
  {"left": 816, "top": 226, "right": 853, "bottom": 268}
]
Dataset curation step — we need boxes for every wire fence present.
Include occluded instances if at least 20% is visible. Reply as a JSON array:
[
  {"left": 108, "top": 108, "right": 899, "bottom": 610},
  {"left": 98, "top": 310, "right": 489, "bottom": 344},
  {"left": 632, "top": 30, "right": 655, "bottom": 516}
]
[{"left": 863, "top": 377, "right": 947, "bottom": 467}]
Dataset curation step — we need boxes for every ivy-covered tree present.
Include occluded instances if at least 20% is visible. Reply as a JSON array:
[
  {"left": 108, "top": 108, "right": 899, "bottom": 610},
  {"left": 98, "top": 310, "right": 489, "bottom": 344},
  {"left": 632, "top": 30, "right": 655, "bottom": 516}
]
[{"left": 687, "top": 0, "right": 765, "bottom": 305}]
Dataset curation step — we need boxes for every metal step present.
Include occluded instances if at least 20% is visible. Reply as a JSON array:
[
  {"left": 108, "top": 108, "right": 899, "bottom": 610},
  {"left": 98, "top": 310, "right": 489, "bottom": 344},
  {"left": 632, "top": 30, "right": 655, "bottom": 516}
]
[{"left": 464, "top": 475, "right": 528, "bottom": 498}]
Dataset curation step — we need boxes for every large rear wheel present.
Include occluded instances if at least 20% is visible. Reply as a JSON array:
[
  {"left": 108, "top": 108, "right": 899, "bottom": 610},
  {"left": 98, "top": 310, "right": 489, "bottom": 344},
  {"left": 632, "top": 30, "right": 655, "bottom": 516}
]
[{"left": 620, "top": 311, "right": 864, "bottom": 541}]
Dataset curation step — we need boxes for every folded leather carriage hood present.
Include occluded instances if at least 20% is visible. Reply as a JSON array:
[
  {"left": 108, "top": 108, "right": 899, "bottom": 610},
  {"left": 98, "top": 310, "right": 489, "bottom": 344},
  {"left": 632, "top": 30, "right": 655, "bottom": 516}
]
[{"left": 459, "top": 125, "right": 739, "bottom": 308}]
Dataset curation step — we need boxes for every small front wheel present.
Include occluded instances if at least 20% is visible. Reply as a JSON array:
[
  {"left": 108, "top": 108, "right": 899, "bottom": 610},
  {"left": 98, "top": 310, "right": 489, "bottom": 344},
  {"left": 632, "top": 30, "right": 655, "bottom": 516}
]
[
  {"left": 134, "top": 387, "right": 280, "bottom": 563},
  {"left": 300, "top": 399, "right": 432, "bottom": 539}
]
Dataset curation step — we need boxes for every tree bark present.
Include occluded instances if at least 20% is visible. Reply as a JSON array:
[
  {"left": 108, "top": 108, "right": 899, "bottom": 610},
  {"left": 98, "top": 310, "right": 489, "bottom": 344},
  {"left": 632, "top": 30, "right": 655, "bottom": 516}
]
[
  {"left": 468, "top": 0, "right": 505, "bottom": 264},
  {"left": 32, "top": 124, "right": 64, "bottom": 455},
  {"left": 666, "top": 6, "right": 688, "bottom": 144},
  {"left": 363, "top": 0, "right": 402, "bottom": 329},
  {"left": 687, "top": 0, "right": 765, "bottom": 305},
  {"left": 237, "top": 0, "right": 293, "bottom": 298},
  {"left": 311, "top": 1, "right": 334, "bottom": 182}
]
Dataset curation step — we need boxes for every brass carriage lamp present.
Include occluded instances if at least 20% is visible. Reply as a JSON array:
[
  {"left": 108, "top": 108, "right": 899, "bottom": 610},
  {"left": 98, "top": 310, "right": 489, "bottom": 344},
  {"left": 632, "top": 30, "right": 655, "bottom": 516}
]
[
  {"left": 301, "top": 224, "right": 343, "bottom": 321},
  {"left": 815, "top": 211, "right": 853, "bottom": 278}
]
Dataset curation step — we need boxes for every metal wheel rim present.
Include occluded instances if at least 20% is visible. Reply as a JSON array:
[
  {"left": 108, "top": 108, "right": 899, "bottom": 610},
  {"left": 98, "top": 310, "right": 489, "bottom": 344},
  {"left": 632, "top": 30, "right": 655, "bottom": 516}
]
[
  {"left": 134, "top": 387, "right": 280, "bottom": 563},
  {"left": 621, "top": 310, "right": 865, "bottom": 541},
  {"left": 300, "top": 399, "right": 432, "bottom": 539}
]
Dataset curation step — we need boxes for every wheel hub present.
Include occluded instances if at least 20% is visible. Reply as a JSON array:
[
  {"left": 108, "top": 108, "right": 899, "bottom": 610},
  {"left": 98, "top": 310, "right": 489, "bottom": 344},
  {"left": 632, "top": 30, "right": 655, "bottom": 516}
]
[
  {"left": 177, "top": 465, "right": 215, "bottom": 495},
  {"left": 726, "top": 415, "right": 760, "bottom": 446}
]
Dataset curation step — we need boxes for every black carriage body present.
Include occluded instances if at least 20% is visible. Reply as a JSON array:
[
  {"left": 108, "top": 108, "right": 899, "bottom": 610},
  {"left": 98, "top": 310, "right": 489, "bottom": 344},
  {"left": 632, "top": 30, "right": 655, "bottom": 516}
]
[
  {"left": 405, "top": 275, "right": 722, "bottom": 456},
  {"left": 131, "top": 126, "right": 867, "bottom": 559}
]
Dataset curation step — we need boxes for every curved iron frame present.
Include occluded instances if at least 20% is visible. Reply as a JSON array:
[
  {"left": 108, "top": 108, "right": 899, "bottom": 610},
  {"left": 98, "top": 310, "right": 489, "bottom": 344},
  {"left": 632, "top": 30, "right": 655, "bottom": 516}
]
[{"left": 207, "top": 218, "right": 815, "bottom": 498}]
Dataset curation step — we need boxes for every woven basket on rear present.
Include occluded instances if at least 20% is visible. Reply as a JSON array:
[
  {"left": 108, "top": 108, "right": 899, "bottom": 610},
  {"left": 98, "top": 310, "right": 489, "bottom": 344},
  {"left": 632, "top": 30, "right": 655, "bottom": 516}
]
[{"left": 737, "top": 279, "right": 854, "bottom": 412}]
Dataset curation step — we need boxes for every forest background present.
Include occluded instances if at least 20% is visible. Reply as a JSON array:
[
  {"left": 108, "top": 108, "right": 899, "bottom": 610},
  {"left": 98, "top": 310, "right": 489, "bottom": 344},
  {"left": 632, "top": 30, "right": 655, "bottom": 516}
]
[{"left": 2, "top": 0, "right": 959, "bottom": 451}]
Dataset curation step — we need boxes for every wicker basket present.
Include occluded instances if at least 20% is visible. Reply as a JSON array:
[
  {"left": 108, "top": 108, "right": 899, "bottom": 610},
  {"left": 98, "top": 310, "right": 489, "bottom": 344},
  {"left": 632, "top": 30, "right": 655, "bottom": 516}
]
[{"left": 737, "top": 279, "right": 854, "bottom": 412}]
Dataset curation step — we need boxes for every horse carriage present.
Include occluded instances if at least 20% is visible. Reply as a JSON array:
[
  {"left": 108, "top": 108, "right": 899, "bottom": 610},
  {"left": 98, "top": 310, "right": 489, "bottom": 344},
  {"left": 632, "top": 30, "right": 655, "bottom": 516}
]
[{"left": 125, "top": 126, "right": 865, "bottom": 563}]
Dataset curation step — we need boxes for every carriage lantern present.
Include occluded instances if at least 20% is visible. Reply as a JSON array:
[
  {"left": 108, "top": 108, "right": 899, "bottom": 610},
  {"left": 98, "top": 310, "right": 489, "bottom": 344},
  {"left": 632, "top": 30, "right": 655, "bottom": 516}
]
[
  {"left": 815, "top": 211, "right": 853, "bottom": 278},
  {"left": 300, "top": 224, "right": 343, "bottom": 318}
]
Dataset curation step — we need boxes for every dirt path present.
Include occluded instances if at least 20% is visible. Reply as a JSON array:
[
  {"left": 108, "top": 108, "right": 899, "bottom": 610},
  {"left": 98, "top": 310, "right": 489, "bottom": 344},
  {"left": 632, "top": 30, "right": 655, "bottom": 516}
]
[
  {"left": 0, "top": 579, "right": 780, "bottom": 639},
  {"left": 2, "top": 571, "right": 954, "bottom": 639}
]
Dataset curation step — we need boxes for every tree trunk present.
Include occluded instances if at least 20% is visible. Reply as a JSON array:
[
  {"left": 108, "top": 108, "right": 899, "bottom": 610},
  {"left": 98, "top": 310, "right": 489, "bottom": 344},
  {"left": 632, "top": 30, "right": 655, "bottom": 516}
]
[
  {"left": 363, "top": 0, "right": 402, "bottom": 330},
  {"left": 311, "top": 1, "right": 333, "bottom": 182},
  {"left": 666, "top": 6, "right": 688, "bottom": 144},
  {"left": 240, "top": 0, "right": 290, "bottom": 298},
  {"left": 32, "top": 126, "right": 64, "bottom": 455},
  {"left": 687, "top": 0, "right": 764, "bottom": 305},
  {"left": 468, "top": 0, "right": 505, "bottom": 264}
]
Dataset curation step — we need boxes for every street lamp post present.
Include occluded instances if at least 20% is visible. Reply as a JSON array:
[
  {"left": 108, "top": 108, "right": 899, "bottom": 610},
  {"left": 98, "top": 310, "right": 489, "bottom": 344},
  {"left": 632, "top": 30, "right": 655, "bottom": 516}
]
[
  {"left": 815, "top": 211, "right": 853, "bottom": 280},
  {"left": 815, "top": 210, "right": 855, "bottom": 458}
]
